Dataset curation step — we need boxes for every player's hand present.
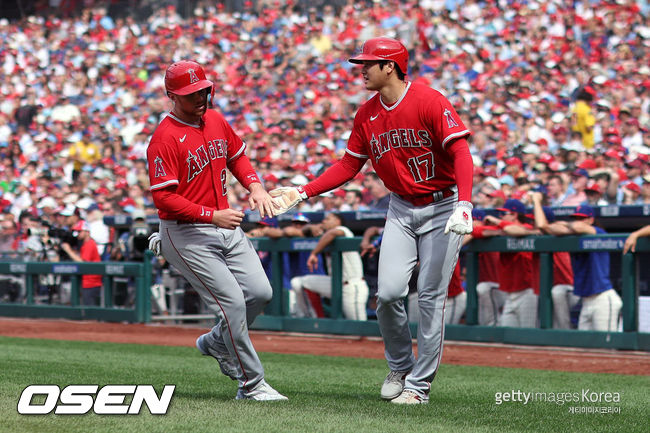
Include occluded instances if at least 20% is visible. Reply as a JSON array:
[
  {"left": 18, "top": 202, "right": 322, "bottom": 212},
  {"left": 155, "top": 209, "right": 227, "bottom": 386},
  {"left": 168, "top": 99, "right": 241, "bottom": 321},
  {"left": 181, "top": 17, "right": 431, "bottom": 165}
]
[
  {"left": 212, "top": 209, "right": 245, "bottom": 229},
  {"left": 269, "top": 186, "right": 307, "bottom": 215},
  {"left": 148, "top": 232, "right": 162, "bottom": 256},
  {"left": 248, "top": 183, "right": 275, "bottom": 218},
  {"left": 623, "top": 233, "right": 638, "bottom": 254},
  {"left": 360, "top": 239, "right": 377, "bottom": 257},
  {"left": 307, "top": 253, "right": 319, "bottom": 272},
  {"left": 444, "top": 201, "right": 474, "bottom": 235}
]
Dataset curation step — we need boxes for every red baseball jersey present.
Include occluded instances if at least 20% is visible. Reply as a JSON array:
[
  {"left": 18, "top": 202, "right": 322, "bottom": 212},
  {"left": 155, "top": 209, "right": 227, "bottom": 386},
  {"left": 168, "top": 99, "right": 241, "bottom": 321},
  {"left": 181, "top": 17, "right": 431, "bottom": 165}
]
[
  {"left": 345, "top": 82, "right": 470, "bottom": 196},
  {"left": 147, "top": 111, "right": 256, "bottom": 220}
]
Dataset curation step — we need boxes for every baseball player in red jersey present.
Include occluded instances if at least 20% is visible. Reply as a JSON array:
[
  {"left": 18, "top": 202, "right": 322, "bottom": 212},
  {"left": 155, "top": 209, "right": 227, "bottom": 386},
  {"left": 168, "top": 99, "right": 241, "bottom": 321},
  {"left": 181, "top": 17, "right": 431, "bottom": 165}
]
[
  {"left": 271, "top": 37, "right": 474, "bottom": 404},
  {"left": 483, "top": 199, "right": 538, "bottom": 328},
  {"left": 146, "top": 60, "right": 287, "bottom": 401}
]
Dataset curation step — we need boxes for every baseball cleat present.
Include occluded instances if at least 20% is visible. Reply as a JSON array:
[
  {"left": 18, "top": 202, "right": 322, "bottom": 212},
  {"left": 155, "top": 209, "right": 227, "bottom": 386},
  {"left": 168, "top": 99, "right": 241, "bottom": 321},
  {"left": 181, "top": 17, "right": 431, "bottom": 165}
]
[
  {"left": 381, "top": 370, "right": 410, "bottom": 400},
  {"left": 235, "top": 381, "right": 288, "bottom": 401},
  {"left": 196, "top": 333, "right": 240, "bottom": 380},
  {"left": 391, "top": 389, "right": 429, "bottom": 405}
]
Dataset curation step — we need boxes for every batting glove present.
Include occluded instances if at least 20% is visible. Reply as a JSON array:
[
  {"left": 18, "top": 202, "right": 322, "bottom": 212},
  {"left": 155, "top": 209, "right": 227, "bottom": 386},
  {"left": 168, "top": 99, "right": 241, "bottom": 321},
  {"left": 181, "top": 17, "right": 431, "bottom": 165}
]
[
  {"left": 444, "top": 201, "right": 474, "bottom": 235},
  {"left": 269, "top": 186, "right": 308, "bottom": 215},
  {"left": 148, "top": 232, "right": 162, "bottom": 256}
]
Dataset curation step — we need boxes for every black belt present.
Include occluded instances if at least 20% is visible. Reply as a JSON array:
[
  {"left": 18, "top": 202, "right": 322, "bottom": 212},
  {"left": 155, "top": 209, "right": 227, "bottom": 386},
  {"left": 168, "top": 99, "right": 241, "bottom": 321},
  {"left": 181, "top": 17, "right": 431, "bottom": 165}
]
[{"left": 397, "top": 186, "right": 455, "bottom": 206}]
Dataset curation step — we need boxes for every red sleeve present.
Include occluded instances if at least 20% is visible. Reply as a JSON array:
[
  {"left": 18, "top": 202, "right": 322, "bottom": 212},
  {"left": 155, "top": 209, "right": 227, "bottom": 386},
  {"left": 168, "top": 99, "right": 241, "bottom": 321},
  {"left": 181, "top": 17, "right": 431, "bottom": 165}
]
[
  {"left": 303, "top": 153, "right": 366, "bottom": 198},
  {"left": 227, "top": 154, "right": 260, "bottom": 190},
  {"left": 446, "top": 138, "right": 473, "bottom": 202},
  {"left": 152, "top": 187, "right": 215, "bottom": 223},
  {"left": 472, "top": 225, "right": 500, "bottom": 238},
  {"left": 497, "top": 220, "right": 516, "bottom": 229}
]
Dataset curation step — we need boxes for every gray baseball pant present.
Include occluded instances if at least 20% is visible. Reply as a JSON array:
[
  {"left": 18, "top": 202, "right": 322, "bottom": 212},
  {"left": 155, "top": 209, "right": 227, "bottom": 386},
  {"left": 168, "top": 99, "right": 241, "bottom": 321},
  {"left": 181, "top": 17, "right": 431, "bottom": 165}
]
[
  {"left": 376, "top": 194, "right": 462, "bottom": 397},
  {"left": 160, "top": 220, "right": 272, "bottom": 390}
]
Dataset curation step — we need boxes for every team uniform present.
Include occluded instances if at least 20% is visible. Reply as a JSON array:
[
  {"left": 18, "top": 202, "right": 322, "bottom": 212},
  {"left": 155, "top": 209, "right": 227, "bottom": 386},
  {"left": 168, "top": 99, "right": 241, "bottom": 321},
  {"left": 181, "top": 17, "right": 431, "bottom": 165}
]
[
  {"left": 444, "top": 262, "right": 466, "bottom": 325},
  {"left": 547, "top": 252, "right": 577, "bottom": 329},
  {"left": 470, "top": 221, "right": 505, "bottom": 326},
  {"left": 148, "top": 61, "right": 285, "bottom": 401},
  {"left": 290, "top": 225, "right": 369, "bottom": 320},
  {"left": 301, "top": 82, "right": 473, "bottom": 401},
  {"left": 572, "top": 226, "right": 622, "bottom": 331},
  {"left": 495, "top": 217, "right": 538, "bottom": 328}
]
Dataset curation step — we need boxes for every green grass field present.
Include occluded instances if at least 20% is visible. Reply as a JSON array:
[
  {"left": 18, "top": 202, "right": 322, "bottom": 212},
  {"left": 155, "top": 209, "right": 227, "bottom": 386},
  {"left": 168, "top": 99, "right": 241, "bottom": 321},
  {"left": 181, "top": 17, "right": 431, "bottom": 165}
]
[{"left": 0, "top": 336, "right": 646, "bottom": 433}]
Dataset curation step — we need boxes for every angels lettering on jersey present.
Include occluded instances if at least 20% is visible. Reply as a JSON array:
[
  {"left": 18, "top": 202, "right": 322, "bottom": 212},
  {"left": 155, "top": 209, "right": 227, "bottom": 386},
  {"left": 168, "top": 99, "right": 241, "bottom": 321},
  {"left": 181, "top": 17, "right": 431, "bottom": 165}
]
[
  {"left": 152, "top": 138, "right": 229, "bottom": 183},
  {"left": 369, "top": 129, "right": 432, "bottom": 163}
]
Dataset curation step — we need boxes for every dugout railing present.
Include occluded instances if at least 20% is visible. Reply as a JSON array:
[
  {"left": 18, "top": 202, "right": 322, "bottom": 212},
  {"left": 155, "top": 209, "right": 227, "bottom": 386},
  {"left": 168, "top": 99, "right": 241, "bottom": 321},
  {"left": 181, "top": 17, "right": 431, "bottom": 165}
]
[
  {"left": 248, "top": 234, "right": 650, "bottom": 351},
  {"left": 0, "top": 259, "right": 153, "bottom": 323}
]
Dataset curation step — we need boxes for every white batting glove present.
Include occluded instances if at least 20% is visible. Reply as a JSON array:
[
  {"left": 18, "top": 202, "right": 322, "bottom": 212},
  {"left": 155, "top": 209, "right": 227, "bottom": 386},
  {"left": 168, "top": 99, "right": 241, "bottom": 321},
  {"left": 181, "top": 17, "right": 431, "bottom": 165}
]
[
  {"left": 269, "top": 186, "right": 308, "bottom": 215},
  {"left": 444, "top": 201, "right": 474, "bottom": 235},
  {"left": 148, "top": 232, "right": 162, "bottom": 256}
]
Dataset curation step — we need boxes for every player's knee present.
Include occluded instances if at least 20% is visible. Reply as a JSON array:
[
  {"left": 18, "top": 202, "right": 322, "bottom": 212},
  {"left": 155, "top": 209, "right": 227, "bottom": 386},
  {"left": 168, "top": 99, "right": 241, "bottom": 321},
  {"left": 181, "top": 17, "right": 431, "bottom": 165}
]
[
  {"left": 551, "top": 286, "right": 565, "bottom": 302},
  {"left": 290, "top": 277, "right": 303, "bottom": 293}
]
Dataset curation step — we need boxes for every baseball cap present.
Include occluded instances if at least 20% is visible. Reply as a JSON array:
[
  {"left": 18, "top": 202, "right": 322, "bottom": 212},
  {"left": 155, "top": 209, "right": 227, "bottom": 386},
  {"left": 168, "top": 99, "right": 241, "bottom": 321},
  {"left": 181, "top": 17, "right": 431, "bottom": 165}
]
[
  {"left": 59, "top": 204, "right": 77, "bottom": 216},
  {"left": 625, "top": 182, "right": 641, "bottom": 193},
  {"left": 496, "top": 199, "right": 526, "bottom": 214},
  {"left": 71, "top": 220, "right": 89, "bottom": 235},
  {"left": 291, "top": 213, "right": 310, "bottom": 224},
  {"left": 472, "top": 208, "right": 486, "bottom": 221},
  {"left": 488, "top": 189, "right": 507, "bottom": 200},
  {"left": 585, "top": 180, "right": 602, "bottom": 194},
  {"left": 571, "top": 204, "right": 595, "bottom": 218},
  {"left": 572, "top": 168, "right": 589, "bottom": 178},
  {"left": 257, "top": 216, "right": 278, "bottom": 227}
]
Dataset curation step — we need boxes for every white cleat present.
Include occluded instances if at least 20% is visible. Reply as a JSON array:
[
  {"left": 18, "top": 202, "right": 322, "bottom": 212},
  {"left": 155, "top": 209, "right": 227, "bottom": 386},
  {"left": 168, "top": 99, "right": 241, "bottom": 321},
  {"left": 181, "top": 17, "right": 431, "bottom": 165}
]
[
  {"left": 380, "top": 370, "right": 410, "bottom": 400},
  {"left": 391, "top": 389, "right": 429, "bottom": 405},
  {"left": 235, "top": 381, "right": 288, "bottom": 401}
]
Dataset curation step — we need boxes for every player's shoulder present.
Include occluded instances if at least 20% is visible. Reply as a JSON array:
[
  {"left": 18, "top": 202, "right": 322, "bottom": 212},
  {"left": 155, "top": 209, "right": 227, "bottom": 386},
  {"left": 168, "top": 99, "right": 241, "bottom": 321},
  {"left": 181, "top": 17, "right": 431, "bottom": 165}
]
[{"left": 408, "top": 82, "right": 447, "bottom": 102}]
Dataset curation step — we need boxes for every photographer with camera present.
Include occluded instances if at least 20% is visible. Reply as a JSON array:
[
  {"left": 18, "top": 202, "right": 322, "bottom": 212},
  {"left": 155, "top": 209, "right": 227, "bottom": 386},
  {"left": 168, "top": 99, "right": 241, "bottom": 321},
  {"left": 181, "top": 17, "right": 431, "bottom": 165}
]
[{"left": 59, "top": 220, "right": 102, "bottom": 306}]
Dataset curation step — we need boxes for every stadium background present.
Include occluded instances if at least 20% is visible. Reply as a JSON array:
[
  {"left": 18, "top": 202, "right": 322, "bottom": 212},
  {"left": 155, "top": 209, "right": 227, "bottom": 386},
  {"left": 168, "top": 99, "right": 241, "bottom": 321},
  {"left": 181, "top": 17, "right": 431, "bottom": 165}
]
[{"left": 0, "top": 2, "right": 649, "bottom": 325}]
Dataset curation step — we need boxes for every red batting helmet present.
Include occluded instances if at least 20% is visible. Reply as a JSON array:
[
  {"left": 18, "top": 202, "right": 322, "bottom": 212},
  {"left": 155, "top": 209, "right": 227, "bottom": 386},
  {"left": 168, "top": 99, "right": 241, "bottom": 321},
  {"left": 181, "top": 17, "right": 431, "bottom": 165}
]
[
  {"left": 349, "top": 37, "right": 408, "bottom": 74},
  {"left": 164, "top": 60, "right": 213, "bottom": 96}
]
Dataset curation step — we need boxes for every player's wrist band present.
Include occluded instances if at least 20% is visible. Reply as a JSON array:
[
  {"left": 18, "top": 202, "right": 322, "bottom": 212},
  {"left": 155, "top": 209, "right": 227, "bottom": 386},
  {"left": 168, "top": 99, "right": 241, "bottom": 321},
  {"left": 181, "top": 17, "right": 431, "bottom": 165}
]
[
  {"left": 458, "top": 201, "right": 473, "bottom": 209},
  {"left": 297, "top": 186, "right": 308, "bottom": 199}
]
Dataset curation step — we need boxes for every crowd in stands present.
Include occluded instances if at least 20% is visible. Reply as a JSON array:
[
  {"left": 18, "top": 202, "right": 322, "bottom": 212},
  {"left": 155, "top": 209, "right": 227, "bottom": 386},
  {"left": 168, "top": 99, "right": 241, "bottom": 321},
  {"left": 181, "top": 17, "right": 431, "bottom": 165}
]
[{"left": 0, "top": 0, "right": 649, "bottom": 258}]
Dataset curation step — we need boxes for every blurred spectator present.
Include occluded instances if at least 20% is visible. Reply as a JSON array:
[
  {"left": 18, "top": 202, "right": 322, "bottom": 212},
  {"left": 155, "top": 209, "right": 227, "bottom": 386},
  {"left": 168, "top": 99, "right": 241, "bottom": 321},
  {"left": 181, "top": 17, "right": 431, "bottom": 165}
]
[
  {"left": 363, "top": 172, "right": 390, "bottom": 210},
  {"left": 561, "top": 168, "right": 589, "bottom": 206},
  {"left": 60, "top": 220, "right": 102, "bottom": 306},
  {"left": 67, "top": 130, "right": 101, "bottom": 182},
  {"left": 571, "top": 86, "right": 596, "bottom": 149}
]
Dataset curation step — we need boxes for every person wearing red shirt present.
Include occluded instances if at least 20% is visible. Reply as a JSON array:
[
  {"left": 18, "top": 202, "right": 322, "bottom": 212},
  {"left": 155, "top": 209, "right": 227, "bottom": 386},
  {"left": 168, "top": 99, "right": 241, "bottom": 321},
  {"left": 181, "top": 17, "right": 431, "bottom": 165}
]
[
  {"left": 444, "top": 262, "right": 466, "bottom": 325},
  {"left": 483, "top": 199, "right": 537, "bottom": 328},
  {"left": 60, "top": 220, "right": 102, "bottom": 306},
  {"left": 269, "top": 37, "right": 474, "bottom": 405},
  {"left": 146, "top": 60, "right": 285, "bottom": 402},
  {"left": 464, "top": 208, "right": 506, "bottom": 326}
]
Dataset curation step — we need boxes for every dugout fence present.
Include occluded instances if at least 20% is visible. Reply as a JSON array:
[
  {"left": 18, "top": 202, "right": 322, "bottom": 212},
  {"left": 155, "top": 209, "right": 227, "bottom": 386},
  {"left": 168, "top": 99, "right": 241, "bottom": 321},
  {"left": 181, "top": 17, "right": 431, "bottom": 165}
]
[{"left": 0, "top": 235, "right": 648, "bottom": 351}]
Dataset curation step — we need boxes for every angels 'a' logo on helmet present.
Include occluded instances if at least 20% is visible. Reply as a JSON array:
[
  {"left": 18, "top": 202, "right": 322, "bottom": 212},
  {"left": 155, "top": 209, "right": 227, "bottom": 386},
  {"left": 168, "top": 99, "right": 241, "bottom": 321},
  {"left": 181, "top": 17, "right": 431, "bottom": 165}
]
[{"left": 188, "top": 69, "right": 200, "bottom": 84}]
